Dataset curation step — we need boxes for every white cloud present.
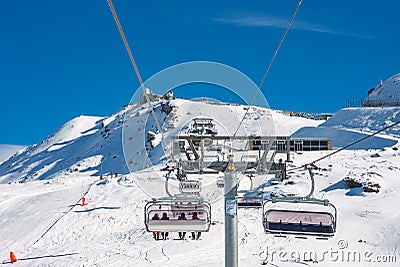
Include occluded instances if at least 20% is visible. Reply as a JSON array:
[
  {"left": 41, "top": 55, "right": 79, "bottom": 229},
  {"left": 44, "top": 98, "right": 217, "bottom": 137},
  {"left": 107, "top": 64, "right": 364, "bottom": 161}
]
[{"left": 215, "top": 15, "right": 371, "bottom": 39}]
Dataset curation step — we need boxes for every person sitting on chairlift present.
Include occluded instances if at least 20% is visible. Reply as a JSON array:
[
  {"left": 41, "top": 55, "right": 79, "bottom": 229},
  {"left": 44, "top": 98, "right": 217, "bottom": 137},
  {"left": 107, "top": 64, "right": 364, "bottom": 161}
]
[
  {"left": 191, "top": 212, "right": 201, "bottom": 240},
  {"left": 161, "top": 212, "right": 169, "bottom": 240},
  {"left": 151, "top": 213, "right": 161, "bottom": 240},
  {"left": 178, "top": 213, "right": 187, "bottom": 240}
]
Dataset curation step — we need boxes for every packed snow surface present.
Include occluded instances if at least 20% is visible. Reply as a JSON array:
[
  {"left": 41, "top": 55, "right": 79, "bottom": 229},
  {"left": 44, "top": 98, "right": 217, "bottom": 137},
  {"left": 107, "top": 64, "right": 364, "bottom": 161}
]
[{"left": 0, "top": 99, "right": 399, "bottom": 266}]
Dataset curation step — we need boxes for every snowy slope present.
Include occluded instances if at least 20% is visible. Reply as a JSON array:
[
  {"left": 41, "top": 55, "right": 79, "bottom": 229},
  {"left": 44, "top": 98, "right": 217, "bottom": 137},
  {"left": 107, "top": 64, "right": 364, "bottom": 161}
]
[
  {"left": 1, "top": 148, "right": 400, "bottom": 266},
  {"left": 293, "top": 107, "right": 400, "bottom": 149},
  {"left": 0, "top": 144, "right": 26, "bottom": 164},
  {"left": 0, "top": 113, "right": 129, "bottom": 184},
  {"left": 368, "top": 73, "right": 400, "bottom": 102},
  {"left": 0, "top": 99, "right": 399, "bottom": 266}
]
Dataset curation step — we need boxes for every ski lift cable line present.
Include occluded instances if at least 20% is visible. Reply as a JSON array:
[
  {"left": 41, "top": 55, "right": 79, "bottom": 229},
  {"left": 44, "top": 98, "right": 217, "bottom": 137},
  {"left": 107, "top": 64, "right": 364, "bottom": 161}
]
[
  {"left": 287, "top": 119, "right": 400, "bottom": 172},
  {"left": 233, "top": 0, "right": 303, "bottom": 137},
  {"left": 107, "top": 0, "right": 163, "bottom": 135}
]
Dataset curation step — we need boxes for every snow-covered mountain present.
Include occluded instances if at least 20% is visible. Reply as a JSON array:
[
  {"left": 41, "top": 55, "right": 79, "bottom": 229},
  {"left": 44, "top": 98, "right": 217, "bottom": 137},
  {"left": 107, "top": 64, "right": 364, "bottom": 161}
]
[
  {"left": 0, "top": 111, "right": 129, "bottom": 184},
  {"left": 367, "top": 73, "right": 400, "bottom": 102},
  {"left": 0, "top": 144, "right": 26, "bottom": 164},
  {"left": 0, "top": 99, "right": 321, "bottom": 184},
  {"left": 0, "top": 99, "right": 399, "bottom": 266}
]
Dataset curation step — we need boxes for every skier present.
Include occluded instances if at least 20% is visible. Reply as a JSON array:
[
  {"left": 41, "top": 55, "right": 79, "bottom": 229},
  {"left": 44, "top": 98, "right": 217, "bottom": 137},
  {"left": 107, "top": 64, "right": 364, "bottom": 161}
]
[
  {"left": 178, "top": 213, "right": 187, "bottom": 240},
  {"left": 191, "top": 212, "right": 201, "bottom": 240},
  {"left": 151, "top": 213, "right": 160, "bottom": 240},
  {"left": 161, "top": 212, "right": 169, "bottom": 240}
]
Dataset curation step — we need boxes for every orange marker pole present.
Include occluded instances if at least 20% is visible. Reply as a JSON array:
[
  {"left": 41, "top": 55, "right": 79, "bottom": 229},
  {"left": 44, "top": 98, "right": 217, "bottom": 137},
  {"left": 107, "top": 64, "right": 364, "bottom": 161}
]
[
  {"left": 81, "top": 197, "right": 86, "bottom": 206},
  {"left": 10, "top": 251, "right": 17, "bottom": 263}
]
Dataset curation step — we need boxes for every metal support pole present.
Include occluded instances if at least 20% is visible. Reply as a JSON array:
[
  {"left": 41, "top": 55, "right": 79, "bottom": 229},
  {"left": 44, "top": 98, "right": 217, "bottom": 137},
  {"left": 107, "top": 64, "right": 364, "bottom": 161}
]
[
  {"left": 200, "top": 138, "right": 204, "bottom": 173},
  {"left": 286, "top": 137, "right": 291, "bottom": 162},
  {"left": 224, "top": 157, "right": 238, "bottom": 267}
]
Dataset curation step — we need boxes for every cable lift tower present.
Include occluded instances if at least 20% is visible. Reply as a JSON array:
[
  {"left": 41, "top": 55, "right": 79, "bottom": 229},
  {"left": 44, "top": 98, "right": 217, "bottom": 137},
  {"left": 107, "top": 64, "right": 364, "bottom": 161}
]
[{"left": 172, "top": 118, "right": 295, "bottom": 267}]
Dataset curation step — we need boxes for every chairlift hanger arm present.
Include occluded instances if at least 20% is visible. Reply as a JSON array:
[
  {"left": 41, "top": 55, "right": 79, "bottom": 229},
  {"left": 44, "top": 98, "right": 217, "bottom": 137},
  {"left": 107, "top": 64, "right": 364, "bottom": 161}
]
[
  {"left": 164, "top": 173, "right": 173, "bottom": 197},
  {"left": 306, "top": 167, "right": 315, "bottom": 198}
]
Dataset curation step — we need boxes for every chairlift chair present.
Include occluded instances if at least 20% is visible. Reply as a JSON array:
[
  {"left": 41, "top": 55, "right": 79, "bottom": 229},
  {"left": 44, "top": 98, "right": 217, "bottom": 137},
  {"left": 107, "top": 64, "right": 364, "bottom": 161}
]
[
  {"left": 262, "top": 197, "right": 337, "bottom": 237},
  {"left": 216, "top": 178, "right": 225, "bottom": 188},
  {"left": 236, "top": 174, "right": 263, "bottom": 208},
  {"left": 144, "top": 198, "right": 212, "bottom": 232},
  {"left": 237, "top": 196, "right": 263, "bottom": 208},
  {"left": 188, "top": 118, "right": 217, "bottom": 146},
  {"left": 144, "top": 170, "right": 211, "bottom": 233},
  {"left": 262, "top": 168, "right": 337, "bottom": 237},
  {"left": 236, "top": 190, "right": 263, "bottom": 208}
]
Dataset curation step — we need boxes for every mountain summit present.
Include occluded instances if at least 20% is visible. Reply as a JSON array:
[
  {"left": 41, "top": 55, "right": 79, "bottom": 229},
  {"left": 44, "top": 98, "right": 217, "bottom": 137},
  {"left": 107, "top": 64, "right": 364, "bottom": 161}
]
[{"left": 367, "top": 73, "right": 400, "bottom": 103}]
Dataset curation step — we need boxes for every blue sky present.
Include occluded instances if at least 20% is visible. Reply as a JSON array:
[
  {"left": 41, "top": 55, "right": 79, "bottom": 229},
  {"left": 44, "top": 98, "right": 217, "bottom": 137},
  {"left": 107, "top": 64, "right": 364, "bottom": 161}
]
[{"left": 1, "top": 0, "right": 399, "bottom": 145}]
